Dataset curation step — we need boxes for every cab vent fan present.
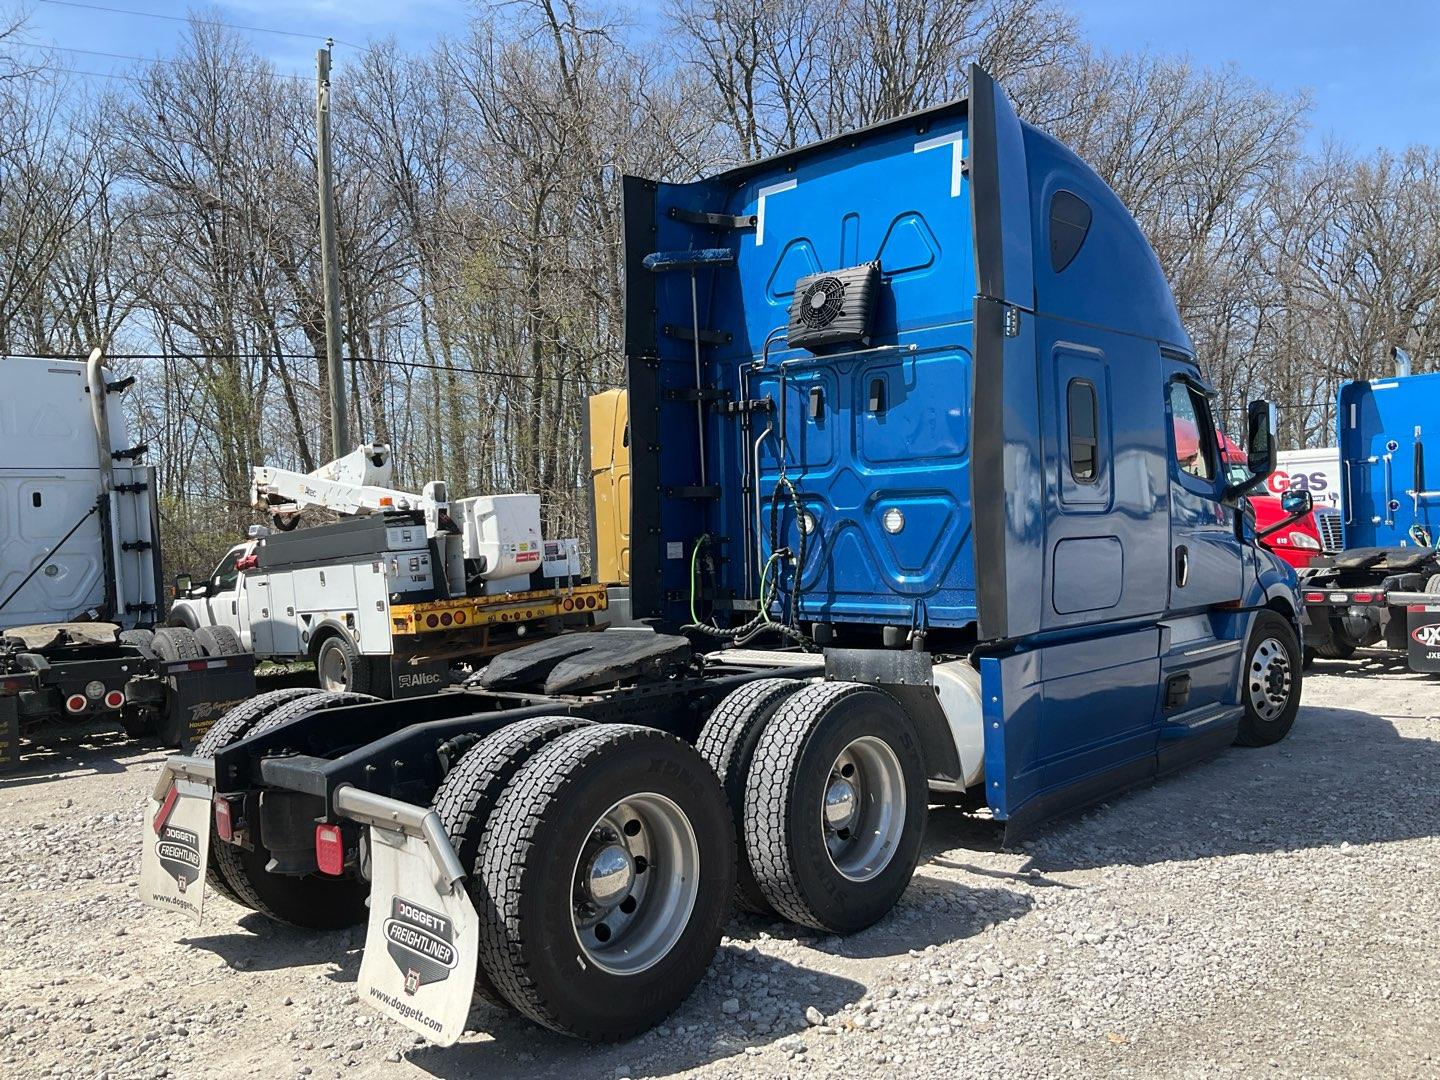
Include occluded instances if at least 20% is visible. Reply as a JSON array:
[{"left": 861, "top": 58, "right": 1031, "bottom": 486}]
[{"left": 787, "top": 262, "right": 879, "bottom": 352}]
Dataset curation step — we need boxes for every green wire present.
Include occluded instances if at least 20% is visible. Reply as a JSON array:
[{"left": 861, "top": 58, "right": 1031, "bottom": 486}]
[{"left": 692, "top": 534, "right": 785, "bottom": 629}]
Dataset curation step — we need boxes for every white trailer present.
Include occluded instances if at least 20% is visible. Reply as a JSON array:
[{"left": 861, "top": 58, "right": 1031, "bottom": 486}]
[{"left": 1, "top": 352, "right": 255, "bottom": 765}]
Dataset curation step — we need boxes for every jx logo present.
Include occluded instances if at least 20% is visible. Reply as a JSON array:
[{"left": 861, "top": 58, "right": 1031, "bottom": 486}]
[{"left": 1411, "top": 624, "right": 1440, "bottom": 647}]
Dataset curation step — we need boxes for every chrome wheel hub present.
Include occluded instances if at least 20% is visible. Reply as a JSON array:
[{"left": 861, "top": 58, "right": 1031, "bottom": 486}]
[
  {"left": 570, "top": 793, "right": 699, "bottom": 976},
  {"left": 824, "top": 777, "right": 859, "bottom": 831},
  {"left": 584, "top": 843, "right": 635, "bottom": 907},
  {"left": 1248, "top": 636, "right": 1292, "bottom": 722},
  {"left": 822, "top": 736, "right": 906, "bottom": 882}
]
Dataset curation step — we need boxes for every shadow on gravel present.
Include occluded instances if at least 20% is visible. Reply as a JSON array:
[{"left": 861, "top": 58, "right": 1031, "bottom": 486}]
[
  {"left": 1008, "top": 704, "right": 1440, "bottom": 873},
  {"left": 405, "top": 945, "right": 865, "bottom": 1080},
  {"left": 1308, "top": 651, "right": 1436, "bottom": 684},
  {"left": 183, "top": 917, "right": 363, "bottom": 977},
  {"left": 0, "top": 725, "right": 150, "bottom": 790}
]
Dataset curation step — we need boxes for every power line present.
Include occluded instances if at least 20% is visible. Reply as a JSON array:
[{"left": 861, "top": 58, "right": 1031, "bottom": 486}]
[
  {"left": 34, "top": 0, "right": 360, "bottom": 48},
  {"left": 26, "top": 42, "right": 309, "bottom": 83},
  {"left": 32, "top": 351, "right": 625, "bottom": 388}
]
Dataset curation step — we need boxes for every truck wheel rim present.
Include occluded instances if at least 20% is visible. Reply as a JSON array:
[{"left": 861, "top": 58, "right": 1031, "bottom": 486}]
[
  {"left": 318, "top": 644, "right": 348, "bottom": 692},
  {"left": 570, "top": 792, "right": 699, "bottom": 976},
  {"left": 822, "top": 736, "right": 905, "bottom": 882},
  {"left": 1248, "top": 637, "right": 1292, "bottom": 721}
]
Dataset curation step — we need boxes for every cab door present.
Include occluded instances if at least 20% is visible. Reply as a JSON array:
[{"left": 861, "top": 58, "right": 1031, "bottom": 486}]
[
  {"left": 1164, "top": 370, "right": 1242, "bottom": 610},
  {"left": 204, "top": 545, "right": 246, "bottom": 634}
]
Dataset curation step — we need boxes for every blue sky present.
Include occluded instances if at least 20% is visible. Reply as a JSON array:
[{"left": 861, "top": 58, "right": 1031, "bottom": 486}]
[{"left": 16, "top": 0, "right": 1440, "bottom": 153}]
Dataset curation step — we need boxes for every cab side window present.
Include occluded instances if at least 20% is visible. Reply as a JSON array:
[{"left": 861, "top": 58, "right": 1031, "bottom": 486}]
[
  {"left": 1168, "top": 381, "right": 1216, "bottom": 482},
  {"left": 212, "top": 547, "right": 243, "bottom": 592}
]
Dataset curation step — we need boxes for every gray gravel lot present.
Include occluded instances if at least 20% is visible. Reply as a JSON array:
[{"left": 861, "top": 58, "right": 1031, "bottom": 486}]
[{"left": 2, "top": 656, "right": 1437, "bottom": 1079}]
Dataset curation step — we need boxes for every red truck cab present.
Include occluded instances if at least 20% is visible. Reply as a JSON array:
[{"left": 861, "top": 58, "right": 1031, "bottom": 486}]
[{"left": 1214, "top": 431, "right": 1323, "bottom": 569}]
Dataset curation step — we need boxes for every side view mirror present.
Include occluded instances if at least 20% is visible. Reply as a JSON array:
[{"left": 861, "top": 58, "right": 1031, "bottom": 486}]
[
  {"left": 1245, "top": 400, "right": 1276, "bottom": 479},
  {"left": 1224, "top": 399, "right": 1277, "bottom": 502},
  {"left": 1258, "top": 486, "right": 1316, "bottom": 541},
  {"left": 1280, "top": 489, "right": 1313, "bottom": 517},
  {"left": 174, "top": 574, "right": 193, "bottom": 595}
]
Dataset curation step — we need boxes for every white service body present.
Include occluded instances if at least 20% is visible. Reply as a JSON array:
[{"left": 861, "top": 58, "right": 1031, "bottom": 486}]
[{"left": 174, "top": 521, "right": 434, "bottom": 659}]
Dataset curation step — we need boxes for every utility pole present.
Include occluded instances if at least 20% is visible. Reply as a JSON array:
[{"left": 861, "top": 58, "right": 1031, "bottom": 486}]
[{"left": 315, "top": 38, "right": 348, "bottom": 459}]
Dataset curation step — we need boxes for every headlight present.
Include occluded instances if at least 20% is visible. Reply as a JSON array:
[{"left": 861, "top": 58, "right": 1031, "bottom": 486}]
[
  {"left": 84, "top": 679, "right": 106, "bottom": 700},
  {"left": 1287, "top": 531, "right": 1321, "bottom": 550}
]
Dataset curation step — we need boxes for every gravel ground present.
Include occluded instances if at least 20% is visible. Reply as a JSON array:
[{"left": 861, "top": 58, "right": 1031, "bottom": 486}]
[{"left": 2, "top": 656, "right": 1438, "bottom": 1080}]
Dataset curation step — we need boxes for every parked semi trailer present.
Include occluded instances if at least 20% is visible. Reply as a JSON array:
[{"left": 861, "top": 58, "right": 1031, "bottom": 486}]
[
  {"left": 140, "top": 69, "right": 1306, "bottom": 1046},
  {"left": 0, "top": 351, "right": 254, "bottom": 768},
  {"left": 1298, "top": 348, "right": 1440, "bottom": 668},
  {"left": 167, "top": 444, "right": 606, "bottom": 696}
]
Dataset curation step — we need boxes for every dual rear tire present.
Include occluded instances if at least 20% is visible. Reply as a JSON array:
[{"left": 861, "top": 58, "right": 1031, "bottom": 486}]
[
  {"left": 697, "top": 679, "right": 928, "bottom": 934},
  {"left": 197, "top": 688, "right": 378, "bottom": 928},
  {"left": 433, "top": 720, "right": 735, "bottom": 1040}
]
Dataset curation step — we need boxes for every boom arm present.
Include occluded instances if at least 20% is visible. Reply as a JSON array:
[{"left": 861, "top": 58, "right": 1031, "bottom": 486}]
[{"left": 252, "top": 444, "right": 430, "bottom": 518}]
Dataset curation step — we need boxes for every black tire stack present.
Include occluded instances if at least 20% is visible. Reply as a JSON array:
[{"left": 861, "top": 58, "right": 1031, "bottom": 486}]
[
  {"left": 195, "top": 688, "right": 378, "bottom": 927},
  {"left": 697, "top": 678, "right": 928, "bottom": 934},
  {"left": 432, "top": 718, "right": 735, "bottom": 1040}
]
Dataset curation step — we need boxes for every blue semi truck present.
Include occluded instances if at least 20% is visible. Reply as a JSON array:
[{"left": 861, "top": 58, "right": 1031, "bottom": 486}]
[
  {"left": 1297, "top": 349, "right": 1440, "bottom": 669},
  {"left": 139, "top": 68, "right": 1307, "bottom": 1044}
]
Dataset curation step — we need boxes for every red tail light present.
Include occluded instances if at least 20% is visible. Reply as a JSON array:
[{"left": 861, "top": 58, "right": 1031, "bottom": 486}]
[
  {"left": 562, "top": 598, "right": 574, "bottom": 611},
  {"left": 1302, "top": 592, "right": 1325, "bottom": 603},
  {"left": 440, "top": 612, "right": 453, "bottom": 626},
  {"left": 1, "top": 675, "right": 29, "bottom": 693},
  {"left": 426, "top": 614, "right": 440, "bottom": 628},
  {"left": 65, "top": 693, "right": 88, "bottom": 714},
  {"left": 585, "top": 595, "right": 597, "bottom": 609},
  {"left": 1352, "top": 592, "right": 1378, "bottom": 604},
  {"left": 315, "top": 824, "right": 345, "bottom": 876},
  {"left": 104, "top": 689, "right": 125, "bottom": 709},
  {"left": 213, "top": 795, "right": 234, "bottom": 842}
]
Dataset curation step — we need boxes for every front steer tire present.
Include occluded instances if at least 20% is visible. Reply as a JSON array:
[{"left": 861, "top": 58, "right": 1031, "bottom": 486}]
[
  {"left": 433, "top": 715, "right": 594, "bottom": 1009},
  {"left": 476, "top": 725, "right": 736, "bottom": 1040},
  {"left": 1234, "top": 610, "right": 1303, "bottom": 747},
  {"left": 209, "top": 690, "right": 378, "bottom": 929},
  {"left": 744, "top": 681, "right": 927, "bottom": 934}
]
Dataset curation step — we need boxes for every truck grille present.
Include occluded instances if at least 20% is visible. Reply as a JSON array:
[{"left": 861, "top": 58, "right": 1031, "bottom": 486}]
[{"left": 1314, "top": 508, "right": 1344, "bottom": 553}]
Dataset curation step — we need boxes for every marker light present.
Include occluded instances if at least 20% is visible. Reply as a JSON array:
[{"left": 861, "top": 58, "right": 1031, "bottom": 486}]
[
  {"left": 213, "top": 796, "right": 234, "bottom": 843},
  {"left": 883, "top": 508, "right": 905, "bottom": 534}
]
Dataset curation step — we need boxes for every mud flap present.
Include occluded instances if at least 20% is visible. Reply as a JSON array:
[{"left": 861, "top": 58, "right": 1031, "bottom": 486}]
[
  {"left": 357, "top": 825, "right": 480, "bottom": 1046},
  {"left": 139, "top": 777, "right": 212, "bottom": 923},
  {"left": 1406, "top": 603, "right": 1440, "bottom": 671}
]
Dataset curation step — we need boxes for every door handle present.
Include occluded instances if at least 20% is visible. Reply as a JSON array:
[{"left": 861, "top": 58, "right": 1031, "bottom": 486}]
[
  {"left": 1175, "top": 545, "right": 1189, "bottom": 588},
  {"left": 231, "top": 601, "right": 237, "bottom": 615}
]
